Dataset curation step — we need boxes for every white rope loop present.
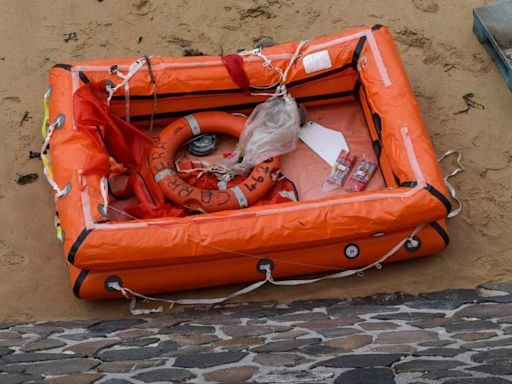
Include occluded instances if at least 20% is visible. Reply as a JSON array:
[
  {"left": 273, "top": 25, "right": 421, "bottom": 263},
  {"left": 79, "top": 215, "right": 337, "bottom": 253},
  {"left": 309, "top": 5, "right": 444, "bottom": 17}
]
[
  {"left": 109, "top": 224, "right": 424, "bottom": 315},
  {"left": 438, "top": 149, "right": 464, "bottom": 218},
  {"left": 41, "top": 118, "right": 68, "bottom": 200}
]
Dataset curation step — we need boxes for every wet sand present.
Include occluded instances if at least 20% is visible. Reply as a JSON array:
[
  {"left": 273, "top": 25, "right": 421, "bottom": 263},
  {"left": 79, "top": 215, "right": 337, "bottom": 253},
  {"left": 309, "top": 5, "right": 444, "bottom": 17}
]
[{"left": 0, "top": 0, "right": 511, "bottom": 322}]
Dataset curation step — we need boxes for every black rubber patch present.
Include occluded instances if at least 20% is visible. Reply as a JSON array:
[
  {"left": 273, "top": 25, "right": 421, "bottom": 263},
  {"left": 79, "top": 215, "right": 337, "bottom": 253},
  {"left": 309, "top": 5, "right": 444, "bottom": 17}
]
[
  {"left": 404, "top": 235, "right": 422, "bottom": 252},
  {"left": 67, "top": 227, "right": 92, "bottom": 264},
  {"left": 429, "top": 221, "right": 450, "bottom": 247},
  {"left": 344, "top": 243, "right": 360, "bottom": 259},
  {"left": 372, "top": 24, "right": 383, "bottom": 31},
  {"left": 53, "top": 63, "right": 72, "bottom": 71},
  {"left": 257, "top": 259, "right": 274, "bottom": 274},
  {"left": 104, "top": 275, "right": 123, "bottom": 292},
  {"left": 425, "top": 184, "right": 452, "bottom": 215},
  {"left": 73, "top": 269, "right": 89, "bottom": 298},
  {"left": 352, "top": 36, "right": 367, "bottom": 68},
  {"left": 79, "top": 71, "right": 90, "bottom": 84}
]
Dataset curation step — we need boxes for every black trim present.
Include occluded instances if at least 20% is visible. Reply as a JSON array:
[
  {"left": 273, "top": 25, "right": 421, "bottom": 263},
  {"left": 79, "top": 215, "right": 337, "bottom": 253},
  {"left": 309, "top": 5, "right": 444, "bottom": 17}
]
[
  {"left": 372, "top": 113, "right": 382, "bottom": 139},
  {"left": 351, "top": 36, "right": 367, "bottom": 68},
  {"left": 129, "top": 90, "right": 354, "bottom": 122},
  {"left": 372, "top": 24, "right": 383, "bottom": 31},
  {"left": 73, "top": 269, "right": 89, "bottom": 298},
  {"left": 353, "top": 76, "right": 362, "bottom": 99},
  {"left": 53, "top": 63, "right": 72, "bottom": 71},
  {"left": 67, "top": 228, "right": 92, "bottom": 264},
  {"left": 425, "top": 184, "right": 452, "bottom": 215},
  {"left": 429, "top": 221, "right": 449, "bottom": 247},
  {"left": 79, "top": 71, "right": 90, "bottom": 84},
  {"left": 372, "top": 139, "right": 382, "bottom": 159},
  {"left": 286, "top": 63, "right": 353, "bottom": 89},
  {"left": 400, "top": 181, "right": 418, "bottom": 188},
  {"left": 112, "top": 64, "right": 354, "bottom": 101}
]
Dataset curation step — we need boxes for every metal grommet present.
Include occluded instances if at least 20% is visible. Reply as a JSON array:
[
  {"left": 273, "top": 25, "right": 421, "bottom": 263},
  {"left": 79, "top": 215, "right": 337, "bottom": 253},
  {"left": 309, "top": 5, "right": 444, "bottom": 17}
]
[
  {"left": 375, "top": 263, "right": 382, "bottom": 270},
  {"left": 61, "top": 183, "right": 72, "bottom": 198},
  {"left": 54, "top": 114, "right": 66, "bottom": 129},
  {"left": 404, "top": 236, "right": 422, "bottom": 252},
  {"left": 344, "top": 243, "right": 360, "bottom": 259},
  {"left": 357, "top": 271, "right": 364, "bottom": 277},
  {"left": 98, "top": 203, "right": 109, "bottom": 218},
  {"left": 104, "top": 276, "right": 123, "bottom": 292},
  {"left": 357, "top": 55, "right": 368, "bottom": 71},
  {"left": 256, "top": 258, "right": 274, "bottom": 274}
]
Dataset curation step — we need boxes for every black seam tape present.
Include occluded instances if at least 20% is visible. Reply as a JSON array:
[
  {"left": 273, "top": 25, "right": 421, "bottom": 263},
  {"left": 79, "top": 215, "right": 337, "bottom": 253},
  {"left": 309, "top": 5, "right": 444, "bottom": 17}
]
[
  {"left": 425, "top": 184, "right": 452, "bottom": 215},
  {"left": 351, "top": 36, "right": 367, "bottom": 68},
  {"left": 372, "top": 112, "right": 382, "bottom": 140},
  {"left": 67, "top": 227, "right": 92, "bottom": 264},
  {"left": 400, "top": 181, "right": 418, "bottom": 188},
  {"left": 53, "top": 63, "right": 72, "bottom": 71},
  {"left": 78, "top": 71, "right": 90, "bottom": 84},
  {"left": 353, "top": 76, "right": 362, "bottom": 99},
  {"left": 129, "top": 90, "right": 354, "bottom": 122},
  {"left": 372, "top": 139, "right": 382, "bottom": 159},
  {"left": 429, "top": 221, "right": 449, "bottom": 247},
  {"left": 72, "top": 269, "right": 89, "bottom": 298}
]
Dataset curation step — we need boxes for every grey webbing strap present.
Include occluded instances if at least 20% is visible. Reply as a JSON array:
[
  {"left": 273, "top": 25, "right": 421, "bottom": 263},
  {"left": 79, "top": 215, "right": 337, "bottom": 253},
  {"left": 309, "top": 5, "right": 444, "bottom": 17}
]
[
  {"left": 154, "top": 168, "right": 176, "bottom": 183},
  {"left": 185, "top": 114, "right": 201, "bottom": 136},
  {"left": 231, "top": 186, "right": 248, "bottom": 208}
]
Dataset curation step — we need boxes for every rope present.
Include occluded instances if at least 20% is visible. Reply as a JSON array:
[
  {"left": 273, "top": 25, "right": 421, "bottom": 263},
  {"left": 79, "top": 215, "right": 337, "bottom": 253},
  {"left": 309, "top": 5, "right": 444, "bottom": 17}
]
[
  {"left": 41, "top": 119, "right": 68, "bottom": 200},
  {"left": 438, "top": 149, "right": 464, "bottom": 218},
  {"left": 100, "top": 198, "right": 424, "bottom": 315}
]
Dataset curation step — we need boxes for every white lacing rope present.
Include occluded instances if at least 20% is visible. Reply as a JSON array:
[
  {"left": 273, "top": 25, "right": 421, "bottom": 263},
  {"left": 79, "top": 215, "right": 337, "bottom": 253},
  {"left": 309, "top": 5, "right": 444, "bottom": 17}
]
[
  {"left": 41, "top": 120, "right": 68, "bottom": 200},
  {"left": 108, "top": 223, "right": 424, "bottom": 315},
  {"left": 438, "top": 149, "right": 464, "bottom": 218},
  {"left": 107, "top": 57, "right": 149, "bottom": 122},
  {"left": 240, "top": 41, "right": 308, "bottom": 97},
  {"left": 99, "top": 176, "right": 109, "bottom": 215}
]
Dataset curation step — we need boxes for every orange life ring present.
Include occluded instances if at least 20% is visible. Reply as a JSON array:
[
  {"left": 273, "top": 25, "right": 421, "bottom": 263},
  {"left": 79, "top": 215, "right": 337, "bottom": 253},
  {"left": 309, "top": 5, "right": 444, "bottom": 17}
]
[{"left": 149, "top": 111, "right": 280, "bottom": 212}]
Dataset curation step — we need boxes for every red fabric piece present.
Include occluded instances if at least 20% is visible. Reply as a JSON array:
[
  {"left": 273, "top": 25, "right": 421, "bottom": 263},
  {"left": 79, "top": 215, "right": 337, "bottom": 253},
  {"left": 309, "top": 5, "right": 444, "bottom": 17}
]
[
  {"left": 74, "top": 81, "right": 185, "bottom": 219},
  {"left": 221, "top": 54, "right": 250, "bottom": 91}
]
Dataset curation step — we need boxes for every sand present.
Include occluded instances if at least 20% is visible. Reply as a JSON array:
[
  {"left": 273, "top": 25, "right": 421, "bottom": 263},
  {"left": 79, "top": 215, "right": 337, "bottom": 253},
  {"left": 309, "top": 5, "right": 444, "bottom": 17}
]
[{"left": 0, "top": 0, "right": 511, "bottom": 323}]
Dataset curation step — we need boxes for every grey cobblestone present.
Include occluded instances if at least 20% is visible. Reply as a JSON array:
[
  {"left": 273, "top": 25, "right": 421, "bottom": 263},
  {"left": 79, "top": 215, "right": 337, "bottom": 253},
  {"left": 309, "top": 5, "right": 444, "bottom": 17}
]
[{"left": 1, "top": 285, "right": 512, "bottom": 383}]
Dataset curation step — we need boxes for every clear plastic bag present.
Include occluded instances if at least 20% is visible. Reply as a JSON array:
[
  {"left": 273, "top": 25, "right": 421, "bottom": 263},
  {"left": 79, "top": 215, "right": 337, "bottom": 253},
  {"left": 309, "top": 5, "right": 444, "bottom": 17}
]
[{"left": 225, "top": 94, "right": 301, "bottom": 175}]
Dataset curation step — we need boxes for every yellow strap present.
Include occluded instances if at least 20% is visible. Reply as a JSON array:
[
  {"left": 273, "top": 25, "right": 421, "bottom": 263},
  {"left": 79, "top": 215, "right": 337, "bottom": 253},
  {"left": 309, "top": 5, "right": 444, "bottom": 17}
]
[{"left": 41, "top": 88, "right": 50, "bottom": 138}]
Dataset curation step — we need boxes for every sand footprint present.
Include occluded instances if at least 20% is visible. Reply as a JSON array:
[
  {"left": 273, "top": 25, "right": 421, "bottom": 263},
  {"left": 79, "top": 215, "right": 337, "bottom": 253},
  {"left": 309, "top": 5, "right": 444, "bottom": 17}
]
[
  {"left": 412, "top": 0, "right": 439, "bottom": 14},
  {"left": 0, "top": 240, "right": 24, "bottom": 267}
]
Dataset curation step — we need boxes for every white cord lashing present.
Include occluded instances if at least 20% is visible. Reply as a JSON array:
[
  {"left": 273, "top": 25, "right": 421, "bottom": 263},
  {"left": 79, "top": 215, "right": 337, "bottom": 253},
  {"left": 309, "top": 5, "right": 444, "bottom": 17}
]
[
  {"left": 109, "top": 224, "right": 424, "bottom": 315},
  {"left": 41, "top": 118, "right": 69, "bottom": 200},
  {"left": 438, "top": 149, "right": 464, "bottom": 218},
  {"left": 107, "top": 56, "right": 149, "bottom": 122}
]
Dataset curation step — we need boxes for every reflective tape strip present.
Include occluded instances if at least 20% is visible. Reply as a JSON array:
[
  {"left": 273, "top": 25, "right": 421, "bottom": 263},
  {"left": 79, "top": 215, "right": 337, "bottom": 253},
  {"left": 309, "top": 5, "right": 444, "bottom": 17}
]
[
  {"left": 232, "top": 186, "right": 248, "bottom": 208},
  {"left": 154, "top": 168, "right": 176, "bottom": 183},
  {"left": 185, "top": 114, "right": 201, "bottom": 136}
]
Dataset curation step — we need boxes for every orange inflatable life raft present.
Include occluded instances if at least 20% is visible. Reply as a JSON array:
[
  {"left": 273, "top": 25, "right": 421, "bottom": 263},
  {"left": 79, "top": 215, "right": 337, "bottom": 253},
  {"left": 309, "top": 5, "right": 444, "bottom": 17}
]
[{"left": 43, "top": 25, "right": 453, "bottom": 300}]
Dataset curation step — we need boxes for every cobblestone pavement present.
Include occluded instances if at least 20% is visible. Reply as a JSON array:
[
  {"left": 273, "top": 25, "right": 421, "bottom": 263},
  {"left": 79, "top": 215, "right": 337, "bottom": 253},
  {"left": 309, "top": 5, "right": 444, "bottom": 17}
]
[{"left": 1, "top": 283, "right": 512, "bottom": 384}]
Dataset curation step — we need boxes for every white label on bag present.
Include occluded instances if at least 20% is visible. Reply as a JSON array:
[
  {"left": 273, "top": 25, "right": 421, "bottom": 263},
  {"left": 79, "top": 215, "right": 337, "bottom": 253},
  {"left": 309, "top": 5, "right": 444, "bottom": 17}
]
[{"left": 302, "top": 50, "right": 332, "bottom": 74}]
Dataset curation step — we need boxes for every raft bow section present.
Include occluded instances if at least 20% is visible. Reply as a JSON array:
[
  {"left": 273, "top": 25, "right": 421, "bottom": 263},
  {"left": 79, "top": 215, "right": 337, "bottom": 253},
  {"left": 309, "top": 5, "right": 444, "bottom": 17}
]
[{"left": 45, "top": 25, "right": 451, "bottom": 299}]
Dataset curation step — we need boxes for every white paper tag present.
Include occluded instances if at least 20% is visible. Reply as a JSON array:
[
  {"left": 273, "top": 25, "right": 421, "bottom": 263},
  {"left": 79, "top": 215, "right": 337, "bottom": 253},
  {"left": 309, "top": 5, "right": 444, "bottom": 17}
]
[
  {"left": 299, "top": 121, "right": 349, "bottom": 166},
  {"left": 302, "top": 50, "right": 332, "bottom": 74}
]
